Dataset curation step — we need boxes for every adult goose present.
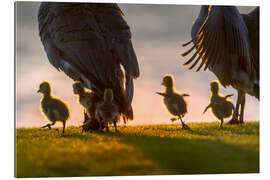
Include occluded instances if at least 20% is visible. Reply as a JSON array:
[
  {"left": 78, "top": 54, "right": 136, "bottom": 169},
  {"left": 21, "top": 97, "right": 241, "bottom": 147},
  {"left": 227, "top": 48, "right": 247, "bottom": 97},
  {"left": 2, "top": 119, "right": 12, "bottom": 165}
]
[
  {"left": 38, "top": 2, "right": 140, "bottom": 130},
  {"left": 182, "top": 6, "right": 259, "bottom": 123}
]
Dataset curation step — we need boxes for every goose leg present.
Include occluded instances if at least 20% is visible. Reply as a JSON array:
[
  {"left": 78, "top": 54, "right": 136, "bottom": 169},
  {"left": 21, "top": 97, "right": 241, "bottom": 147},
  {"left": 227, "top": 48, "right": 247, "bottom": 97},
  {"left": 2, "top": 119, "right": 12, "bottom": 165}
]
[
  {"left": 83, "top": 112, "right": 90, "bottom": 124},
  {"left": 234, "top": 91, "right": 241, "bottom": 120},
  {"left": 228, "top": 90, "right": 241, "bottom": 124},
  {"left": 62, "top": 121, "right": 66, "bottom": 134},
  {"left": 98, "top": 118, "right": 103, "bottom": 132},
  {"left": 82, "top": 112, "right": 103, "bottom": 132},
  {"left": 239, "top": 91, "right": 246, "bottom": 124},
  {"left": 99, "top": 122, "right": 103, "bottom": 132},
  {"left": 113, "top": 119, "right": 118, "bottom": 132},
  {"left": 105, "top": 122, "right": 109, "bottom": 132},
  {"left": 82, "top": 112, "right": 91, "bottom": 132}
]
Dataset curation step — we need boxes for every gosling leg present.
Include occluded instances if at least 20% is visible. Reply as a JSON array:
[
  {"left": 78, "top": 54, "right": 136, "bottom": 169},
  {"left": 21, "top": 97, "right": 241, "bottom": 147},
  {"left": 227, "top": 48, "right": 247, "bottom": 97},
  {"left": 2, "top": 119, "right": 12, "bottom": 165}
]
[
  {"left": 219, "top": 118, "right": 224, "bottom": 129},
  {"left": 41, "top": 121, "right": 55, "bottom": 130},
  {"left": 179, "top": 116, "right": 190, "bottom": 130},
  {"left": 41, "top": 124, "right": 51, "bottom": 129}
]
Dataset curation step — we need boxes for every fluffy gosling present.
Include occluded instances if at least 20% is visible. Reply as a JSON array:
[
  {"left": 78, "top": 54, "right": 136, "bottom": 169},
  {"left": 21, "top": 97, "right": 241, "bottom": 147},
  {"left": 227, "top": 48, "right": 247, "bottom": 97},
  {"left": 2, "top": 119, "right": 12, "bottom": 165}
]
[
  {"left": 156, "top": 75, "right": 190, "bottom": 129},
  {"left": 73, "top": 81, "right": 96, "bottom": 118},
  {"left": 95, "top": 88, "right": 119, "bottom": 132},
  {"left": 38, "top": 81, "right": 69, "bottom": 134},
  {"left": 203, "top": 81, "right": 234, "bottom": 128},
  {"left": 73, "top": 81, "right": 104, "bottom": 131}
]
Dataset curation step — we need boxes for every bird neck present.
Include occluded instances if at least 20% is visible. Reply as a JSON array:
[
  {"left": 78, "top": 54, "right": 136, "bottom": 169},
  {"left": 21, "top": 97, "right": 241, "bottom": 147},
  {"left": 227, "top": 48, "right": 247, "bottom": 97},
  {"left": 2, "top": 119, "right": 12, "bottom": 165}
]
[
  {"left": 211, "top": 91, "right": 219, "bottom": 97},
  {"left": 78, "top": 91, "right": 86, "bottom": 99},
  {"left": 165, "top": 86, "right": 174, "bottom": 94},
  {"left": 42, "top": 92, "right": 52, "bottom": 99}
]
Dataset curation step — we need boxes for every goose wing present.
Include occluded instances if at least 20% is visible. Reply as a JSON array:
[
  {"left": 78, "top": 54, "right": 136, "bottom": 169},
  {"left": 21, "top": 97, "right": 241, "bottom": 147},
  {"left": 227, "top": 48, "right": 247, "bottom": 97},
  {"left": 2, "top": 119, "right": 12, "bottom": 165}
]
[{"left": 182, "top": 6, "right": 253, "bottom": 74}]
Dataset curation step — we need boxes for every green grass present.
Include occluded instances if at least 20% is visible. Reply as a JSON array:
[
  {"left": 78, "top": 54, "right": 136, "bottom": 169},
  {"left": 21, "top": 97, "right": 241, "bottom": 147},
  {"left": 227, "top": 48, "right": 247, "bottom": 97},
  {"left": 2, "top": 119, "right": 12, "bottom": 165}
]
[{"left": 16, "top": 122, "right": 259, "bottom": 177}]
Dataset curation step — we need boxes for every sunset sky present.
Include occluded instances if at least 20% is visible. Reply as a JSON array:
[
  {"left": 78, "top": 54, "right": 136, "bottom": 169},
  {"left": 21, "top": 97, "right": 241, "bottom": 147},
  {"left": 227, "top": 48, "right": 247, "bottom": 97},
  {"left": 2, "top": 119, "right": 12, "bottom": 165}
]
[{"left": 15, "top": 2, "right": 259, "bottom": 128}]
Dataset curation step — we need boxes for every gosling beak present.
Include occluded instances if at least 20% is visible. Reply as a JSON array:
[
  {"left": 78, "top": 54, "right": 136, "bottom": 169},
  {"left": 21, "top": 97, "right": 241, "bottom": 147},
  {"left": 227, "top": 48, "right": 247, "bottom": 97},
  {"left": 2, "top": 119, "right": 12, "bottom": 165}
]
[
  {"left": 161, "top": 82, "right": 165, "bottom": 86},
  {"left": 37, "top": 89, "right": 41, "bottom": 93}
]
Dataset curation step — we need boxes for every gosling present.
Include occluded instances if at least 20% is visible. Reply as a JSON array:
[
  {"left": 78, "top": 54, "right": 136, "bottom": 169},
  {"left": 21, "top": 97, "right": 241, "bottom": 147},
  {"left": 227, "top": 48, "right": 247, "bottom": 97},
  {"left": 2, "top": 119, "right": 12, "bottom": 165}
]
[
  {"left": 203, "top": 81, "right": 234, "bottom": 128},
  {"left": 73, "top": 81, "right": 96, "bottom": 118},
  {"left": 38, "top": 81, "right": 69, "bottom": 134},
  {"left": 156, "top": 74, "right": 190, "bottom": 129},
  {"left": 95, "top": 88, "right": 119, "bottom": 132}
]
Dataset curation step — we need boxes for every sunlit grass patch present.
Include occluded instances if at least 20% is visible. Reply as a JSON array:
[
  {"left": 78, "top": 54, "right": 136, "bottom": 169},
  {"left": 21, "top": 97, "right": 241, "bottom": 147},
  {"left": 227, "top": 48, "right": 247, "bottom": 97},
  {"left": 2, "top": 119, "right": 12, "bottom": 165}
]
[{"left": 16, "top": 122, "right": 259, "bottom": 177}]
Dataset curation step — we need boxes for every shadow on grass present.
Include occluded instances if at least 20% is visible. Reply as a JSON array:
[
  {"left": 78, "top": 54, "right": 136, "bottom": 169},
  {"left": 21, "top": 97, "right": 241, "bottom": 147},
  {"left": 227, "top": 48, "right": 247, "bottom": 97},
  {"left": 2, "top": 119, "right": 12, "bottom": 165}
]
[
  {"left": 60, "top": 133, "right": 87, "bottom": 139},
  {"left": 16, "top": 124, "right": 259, "bottom": 177},
  {"left": 102, "top": 131, "right": 259, "bottom": 175}
]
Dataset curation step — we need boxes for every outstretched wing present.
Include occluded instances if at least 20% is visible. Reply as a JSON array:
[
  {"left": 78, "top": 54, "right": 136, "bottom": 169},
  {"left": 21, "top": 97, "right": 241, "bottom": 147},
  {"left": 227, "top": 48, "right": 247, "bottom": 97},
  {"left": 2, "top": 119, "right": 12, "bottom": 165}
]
[
  {"left": 38, "top": 3, "right": 139, "bottom": 120},
  {"left": 182, "top": 6, "right": 253, "bottom": 74},
  {"left": 156, "top": 92, "right": 170, "bottom": 97}
]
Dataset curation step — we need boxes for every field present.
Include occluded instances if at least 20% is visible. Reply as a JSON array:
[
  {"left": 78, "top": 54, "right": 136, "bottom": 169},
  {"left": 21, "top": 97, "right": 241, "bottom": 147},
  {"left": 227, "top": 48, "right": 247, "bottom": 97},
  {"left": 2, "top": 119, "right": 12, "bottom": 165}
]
[{"left": 16, "top": 122, "right": 259, "bottom": 177}]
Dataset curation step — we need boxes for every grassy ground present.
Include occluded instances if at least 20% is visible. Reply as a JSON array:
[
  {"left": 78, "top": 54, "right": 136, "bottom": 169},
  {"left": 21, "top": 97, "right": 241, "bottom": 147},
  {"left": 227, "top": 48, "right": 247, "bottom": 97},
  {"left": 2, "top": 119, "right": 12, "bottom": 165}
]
[{"left": 16, "top": 122, "right": 259, "bottom": 177}]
